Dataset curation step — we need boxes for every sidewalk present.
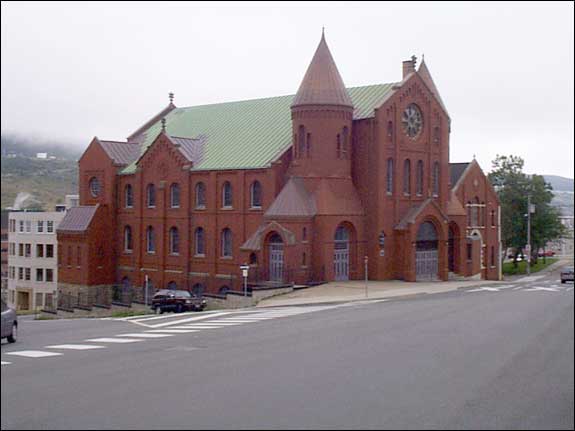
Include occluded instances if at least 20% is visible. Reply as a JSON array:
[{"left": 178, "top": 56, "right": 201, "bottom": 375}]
[{"left": 256, "top": 277, "right": 501, "bottom": 308}]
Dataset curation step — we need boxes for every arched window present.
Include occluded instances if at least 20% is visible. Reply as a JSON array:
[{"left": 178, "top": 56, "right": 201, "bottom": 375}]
[
  {"left": 89, "top": 177, "right": 100, "bottom": 197},
  {"left": 125, "top": 184, "right": 133, "bottom": 208},
  {"left": 170, "top": 183, "right": 180, "bottom": 208},
  {"left": 491, "top": 246, "right": 495, "bottom": 267},
  {"left": 195, "top": 227, "right": 205, "bottom": 256},
  {"left": 124, "top": 226, "right": 132, "bottom": 252},
  {"left": 302, "top": 252, "right": 307, "bottom": 266},
  {"left": 434, "top": 126, "right": 441, "bottom": 144},
  {"left": 146, "top": 226, "right": 155, "bottom": 253},
  {"left": 250, "top": 181, "right": 262, "bottom": 208},
  {"left": 169, "top": 227, "right": 179, "bottom": 255},
  {"left": 387, "top": 121, "right": 393, "bottom": 139},
  {"left": 491, "top": 210, "right": 496, "bottom": 227},
  {"left": 192, "top": 283, "right": 205, "bottom": 296},
  {"left": 249, "top": 252, "right": 258, "bottom": 264},
  {"left": 433, "top": 162, "right": 440, "bottom": 196},
  {"left": 416, "top": 160, "right": 424, "bottom": 195},
  {"left": 221, "top": 228, "right": 232, "bottom": 257},
  {"left": 298, "top": 125, "right": 305, "bottom": 158},
  {"left": 195, "top": 182, "right": 206, "bottom": 208},
  {"left": 306, "top": 133, "right": 311, "bottom": 158},
  {"left": 293, "top": 134, "right": 298, "bottom": 158},
  {"left": 167, "top": 281, "right": 177, "bottom": 290},
  {"left": 480, "top": 201, "right": 485, "bottom": 226},
  {"left": 146, "top": 184, "right": 155, "bottom": 208},
  {"left": 471, "top": 197, "right": 480, "bottom": 227},
  {"left": 302, "top": 227, "right": 307, "bottom": 241},
  {"left": 222, "top": 181, "right": 232, "bottom": 208},
  {"left": 342, "top": 127, "right": 349, "bottom": 159},
  {"left": 403, "top": 159, "right": 411, "bottom": 195},
  {"left": 386, "top": 158, "right": 394, "bottom": 194},
  {"left": 336, "top": 134, "right": 341, "bottom": 158},
  {"left": 467, "top": 201, "right": 472, "bottom": 227}
]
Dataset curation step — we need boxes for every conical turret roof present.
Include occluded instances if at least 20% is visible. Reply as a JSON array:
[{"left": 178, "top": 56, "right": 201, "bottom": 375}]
[{"left": 291, "top": 32, "right": 353, "bottom": 108}]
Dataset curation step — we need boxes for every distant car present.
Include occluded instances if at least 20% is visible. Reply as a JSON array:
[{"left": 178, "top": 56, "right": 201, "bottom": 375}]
[
  {"left": 560, "top": 267, "right": 574, "bottom": 284},
  {"left": 151, "top": 289, "right": 207, "bottom": 314},
  {"left": 1, "top": 299, "right": 18, "bottom": 343},
  {"left": 537, "top": 250, "right": 556, "bottom": 257}
]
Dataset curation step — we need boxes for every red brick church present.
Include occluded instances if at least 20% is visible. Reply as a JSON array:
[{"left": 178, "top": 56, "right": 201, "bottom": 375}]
[{"left": 57, "top": 32, "right": 501, "bottom": 296}]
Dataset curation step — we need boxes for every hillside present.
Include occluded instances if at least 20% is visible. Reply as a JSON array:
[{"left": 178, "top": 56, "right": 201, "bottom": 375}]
[{"left": 543, "top": 175, "right": 574, "bottom": 217}]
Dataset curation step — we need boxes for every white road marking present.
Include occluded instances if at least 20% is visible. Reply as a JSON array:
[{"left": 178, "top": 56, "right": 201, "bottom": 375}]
[
  {"left": 85, "top": 338, "right": 143, "bottom": 343},
  {"left": 467, "top": 287, "right": 502, "bottom": 292},
  {"left": 196, "top": 321, "right": 245, "bottom": 326},
  {"left": 513, "top": 286, "right": 524, "bottom": 290},
  {"left": 519, "top": 275, "right": 546, "bottom": 282},
  {"left": 567, "top": 287, "right": 574, "bottom": 291},
  {"left": 1, "top": 361, "right": 12, "bottom": 366},
  {"left": 145, "top": 329, "right": 198, "bottom": 334},
  {"left": 146, "top": 312, "right": 232, "bottom": 328},
  {"left": 524, "top": 287, "right": 559, "bottom": 292},
  {"left": 116, "top": 333, "right": 174, "bottom": 338},
  {"left": 6, "top": 350, "right": 63, "bottom": 358},
  {"left": 45, "top": 344, "right": 105, "bottom": 350},
  {"left": 169, "top": 325, "right": 223, "bottom": 329}
]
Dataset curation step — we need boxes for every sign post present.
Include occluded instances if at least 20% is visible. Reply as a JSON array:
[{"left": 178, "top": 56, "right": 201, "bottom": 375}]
[
  {"left": 364, "top": 256, "right": 368, "bottom": 298},
  {"left": 240, "top": 264, "right": 249, "bottom": 297},
  {"left": 145, "top": 274, "right": 149, "bottom": 306}
]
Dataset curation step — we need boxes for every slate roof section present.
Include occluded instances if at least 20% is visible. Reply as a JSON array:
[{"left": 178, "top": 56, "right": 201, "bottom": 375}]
[
  {"left": 291, "top": 32, "right": 353, "bottom": 108},
  {"left": 240, "top": 221, "right": 297, "bottom": 251},
  {"left": 450, "top": 162, "right": 470, "bottom": 188},
  {"left": 57, "top": 205, "right": 99, "bottom": 233},
  {"left": 99, "top": 141, "right": 141, "bottom": 166},
  {"left": 395, "top": 198, "right": 448, "bottom": 230},
  {"left": 264, "top": 177, "right": 317, "bottom": 218},
  {"left": 167, "top": 135, "right": 207, "bottom": 165},
  {"left": 119, "top": 83, "right": 396, "bottom": 175}
]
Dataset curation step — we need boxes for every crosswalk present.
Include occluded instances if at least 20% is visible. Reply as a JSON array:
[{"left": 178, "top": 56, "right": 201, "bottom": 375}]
[
  {"left": 1, "top": 304, "right": 348, "bottom": 367},
  {"left": 465, "top": 280, "right": 573, "bottom": 294}
]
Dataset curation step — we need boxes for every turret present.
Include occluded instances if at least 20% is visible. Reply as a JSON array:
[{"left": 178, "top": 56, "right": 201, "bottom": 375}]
[{"left": 290, "top": 31, "right": 354, "bottom": 178}]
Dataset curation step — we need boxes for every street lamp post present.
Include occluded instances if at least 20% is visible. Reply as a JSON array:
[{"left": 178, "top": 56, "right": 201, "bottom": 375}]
[{"left": 527, "top": 194, "right": 531, "bottom": 276}]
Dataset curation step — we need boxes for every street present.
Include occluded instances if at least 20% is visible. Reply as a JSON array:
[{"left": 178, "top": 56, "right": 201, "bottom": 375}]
[{"left": 2, "top": 266, "right": 574, "bottom": 430}]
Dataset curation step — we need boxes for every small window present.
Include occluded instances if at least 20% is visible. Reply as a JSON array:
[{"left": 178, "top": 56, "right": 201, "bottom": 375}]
[
  {"left": 47, "top": 221, "right": 54, "bottom": 233},
  {"left": 416, "top": 160, "right": 424, "bottom": 195},
  {"left": 36, "top": 268, "right": 43, "bottom": 282},
  {"left": 170, "top": 183, "right": 180, "bottom": 208},
  {"left": 37, "top": 221, "right": 44, "bottom": 233},
  {"left": 403, "top": 159, "right": 411, "bottom": 195},
  {"left": 387, "top": 121, "right": 393, "bottom": 139},
  {"left": 336, "top": 134, "right": 341, "bottom": 159},
  {"left": 342, "top": 127, "right": 349, "bottom": 159},
  {"left": 491, "top": 210, "right": 496, "bottom": 227},
  {"left": 77, "top": 246, "right": 81, "bottom": 266},
  {"left": 387, "top": 158, "right": 394, "bottom": 194},
  {"left": 146, "top": 184, "right": 156, "bottom": 208},
  {"left": 26, "top": 220, "right": 31, "bottom": 233},
  {"left": 221, "top": 228, "right": 232, "bottom": 257},
  {"left": 302, "top": 252, "right": 307, "bottom": 266},
  {"left": 433, "top": 126, "right": 441, "bottom": 144},
  {"left": 432, "top": 162, "right": 440, "bottom": 196},
  {"left": 25, "top": 267, "right": 31, "bottom": 281},
  {"left": 249, "top": 252, "right": 257, "bottom": 265},
  {"left": 491, "top": 246, "right": 495, "bottom": 267},
  {"left": 46, "top": 244, "right": 54, "bottom": 258},
  {"left": 222, "top": 182, "right": 232, "bottom": 208},
  {"left": 19, "top": 243, "right": 24, "bottom": 257},
  {"left": 302, "top": 227, "right": 307, "bottom": 241},
  {"left": 195, "top": 227, "right": 205, "bottom": 256},
  {"left": 169, "top": 227, "right": 179, "bottom": 255},
  {"left": 146, "top": 226, "right": 155, "bottom": 253},
  {"left": 19, "top": 220, "right": 24, "bottom": 233},
  {"left": 124, "top": 226, "right": 133, "bottom": 252},
  {"left": 467, "top": 243, "right": 472, "bottom": 261},
  {"left": 195, "top": 182, "right": 206, "bottom": 208},
  {"left": 298, "top": 125, "right": 306, "bottom": 158},
  {"left": 37, "top": 244, "right": 44, "bottom": 258},
  {"left": 18, "top": 267, "right": 23, "bottom": 280},
  {"left": 46, "top": 269, "right": 54, "bottom": 282},
  {"left": 306, "top": 133, "right": 311, "bottom": 157},
  {"left": 25, "top": 243, "right": 31, "bottom": 258},
  {"left": 250, "top": 181, "right": 262, "bottom": 208},
  {"left": 89, "top": 177, "right": 100, "bottom": 197},
  {"left": 125, "top": 184, "right": 133, "bottom": 208}
]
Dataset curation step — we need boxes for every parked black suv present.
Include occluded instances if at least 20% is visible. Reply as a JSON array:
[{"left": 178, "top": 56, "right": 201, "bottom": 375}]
[{"left": 151, "top": 290, "right": 207, "bottom": 314}]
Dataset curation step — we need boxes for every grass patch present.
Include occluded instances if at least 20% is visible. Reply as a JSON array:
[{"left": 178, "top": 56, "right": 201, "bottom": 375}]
[
  {"left": 503, "top": 257, "right": 558, "bottom": 276},
  {"left": 35, "top": 315, "right": 57, "bottom": 320},
  {"left": 110, "top": 310, "right": 151, "bottom": 318}
]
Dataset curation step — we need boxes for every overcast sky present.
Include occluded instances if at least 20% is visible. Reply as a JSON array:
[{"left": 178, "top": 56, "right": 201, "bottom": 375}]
[{"left": 2, "top": 1, "right": 574, "bottom": 178}]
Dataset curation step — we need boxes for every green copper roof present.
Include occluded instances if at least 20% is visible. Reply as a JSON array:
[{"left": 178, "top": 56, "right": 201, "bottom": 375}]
[{"left": 121, "top": 83, "right": 395, "bottom": 174}]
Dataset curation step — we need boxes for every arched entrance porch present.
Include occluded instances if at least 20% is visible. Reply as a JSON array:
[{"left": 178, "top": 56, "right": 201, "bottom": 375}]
[{"left": 416, "top": 221, "right": 439, "bottom": 281}]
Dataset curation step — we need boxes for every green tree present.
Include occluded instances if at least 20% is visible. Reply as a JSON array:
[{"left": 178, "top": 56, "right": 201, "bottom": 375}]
[{"left": 488, "top": 155, "right": 565, "bottom": 267}]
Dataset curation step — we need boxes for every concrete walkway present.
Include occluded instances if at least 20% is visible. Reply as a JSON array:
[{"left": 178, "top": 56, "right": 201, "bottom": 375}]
[{"left": 256, "top": 258, "right": 573, "bottom": 308}]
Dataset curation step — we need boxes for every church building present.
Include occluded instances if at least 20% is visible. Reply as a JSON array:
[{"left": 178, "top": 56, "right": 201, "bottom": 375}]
[{"left": 57, "top": 32, "right": 501, "bottom": 297}]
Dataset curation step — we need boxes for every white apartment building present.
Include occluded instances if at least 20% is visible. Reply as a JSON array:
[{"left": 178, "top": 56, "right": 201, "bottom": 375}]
[{"left": 7, "top": 211, "right": 66, "bottom": 311}]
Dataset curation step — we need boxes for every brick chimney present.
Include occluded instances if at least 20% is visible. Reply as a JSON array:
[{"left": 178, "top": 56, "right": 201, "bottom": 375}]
[{"left": 402, "top": 55, "right": 417, "bottom": 79}]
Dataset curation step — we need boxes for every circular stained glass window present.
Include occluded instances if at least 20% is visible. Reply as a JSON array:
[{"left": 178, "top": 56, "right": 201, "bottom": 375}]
[
  {"left": 89, "top": 177, "right": 100, "bottom": 197},
  {"left": 401, "top": 104, "right": 423, "bottom": 138}
]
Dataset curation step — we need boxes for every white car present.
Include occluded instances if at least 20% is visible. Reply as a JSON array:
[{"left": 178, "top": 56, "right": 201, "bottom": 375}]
[{"left": 1, "top": 299, "right": 18, "bottom": 343}]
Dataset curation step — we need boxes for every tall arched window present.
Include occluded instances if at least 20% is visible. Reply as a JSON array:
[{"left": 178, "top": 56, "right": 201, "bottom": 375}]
[
  {"left": 124, "top": 226, "right": 133, "bottom": 252},
  {"left": 293, "top": 134, "right": 298, "bottom": 158},
  {"left": 146, "top": 184, "right": 155, "bottom": 208},
  {"left": 386, "top": 158, "right": 394, "bottom": 194},
  {"left": 471, "top": 197, "right": 480, "bottom": 227},
  {"left": 222, "top": 181, "right": 232, "bottom": 208},
  {"left": 336, "top": 134, "right": 341, "bottom": 158},
  {"left": 306, "top": 133, "right": 311, "bottom": 158},
  {"left": 416, "top": 160, "right": 424, "bottom": 195},
  {"left": 89, "top": 177, "right": 100, "bottom": 197},
  {"left": 298, "top": 125, "right": 305, "bottom": 158},
  {"left": 480, "top": 201, "right": 485, "bottom": 226},
  {"left": 125, "top": 184, "right": 133, "bottom": 208},
  {"left": 434, "top": 126, "right": 441, "bottom": 144},
  {"left": 403, "top": 159, "right": 411, "bottom": 195},
  {"left": 433, "top": 162, "right": 440, "bottom": 196},
  {"left": 387, "top": 121, "right": 393, "bottom": 140},
  {"left": 491, "top": 210, "right": 496, "bottom": 227},
  {"left": 195, "top": 182, "right": 206, "bottom": 208},
  {"left": 195, "top": 227, "right": 205, "bottom": 256},
  {"left": 169, "top": 227, "right": 179, "bottom": 255},
  {"left": 170, "top": 183, "right": 180, "bottom": 208},
  {"left": 342, "top": 127, "right": 349, "bottom": 159},
  {"left": 146, "top": 226, "right": 155, "bottom": 253},
  {"left": 221, "top": 228, "right": 232, "bottom": 257},
  {"left": 250, "top": 181, "right": 262, "bottom": 208}
]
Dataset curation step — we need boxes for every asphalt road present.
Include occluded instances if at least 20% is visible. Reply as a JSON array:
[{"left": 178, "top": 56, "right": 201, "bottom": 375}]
[{"left": 2, "top": 266, "right": 573, "bottom": 430}]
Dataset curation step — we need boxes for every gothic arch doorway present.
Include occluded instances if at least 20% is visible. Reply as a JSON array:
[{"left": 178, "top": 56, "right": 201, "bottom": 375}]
[
  {"left": 416, "top": 221, "right": 439, "bottom": 281},
  {"left": 334, "top": 225, "right": 350, "bottom": 281},
  {"left": 267, "top": 233, "right": 284, "bottom": 282}
]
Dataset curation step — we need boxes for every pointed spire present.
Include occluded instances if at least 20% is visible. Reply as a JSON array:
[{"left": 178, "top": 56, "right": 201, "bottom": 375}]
[{"left": 291, "top": 30, "right": 353, "bottom": 108}]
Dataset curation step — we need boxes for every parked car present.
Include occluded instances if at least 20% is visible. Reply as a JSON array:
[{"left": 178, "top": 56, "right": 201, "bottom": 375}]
[
  {"left": 560, "top": 267, "right": 574, "bottom": 284},
  {"left": 538, "top": 250, "right": 556, "bottom": 257},
  {"left": 1, "top": 299, "right": 18, "bottom": 343},
  {"left": 151, "top": 289, "right": 207, "bottom": 314}
]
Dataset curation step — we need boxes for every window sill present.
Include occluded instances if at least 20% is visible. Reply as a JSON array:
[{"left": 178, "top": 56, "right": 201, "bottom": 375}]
[
  {"left": 170, "top": 206, "right": 181, "bottom": 209},
  {"left": 220, "top": 207, "right": 234, "bottom": 211},
  {"left": 125, "top": 206, "right": 133, "bottom": 210},
  {"left": 124, "top": 250, "right": 133, "bottom": 255},
  {"left": 147, "top": 251, "right": 156, "bottom": 255},
  {"left": 170, "top": 253, "right": 180, "bottom": 257},
  {"left": 195, "top": 206, "right": 206, "bottom": 210},
  {"left": 220, "top": 256, "right": 233, "bottom": 260},
  {"left": 249, "top": 206, "right": 262, "bottom": 211},
  {"left": 194, "top": 254, "right": 206, "bottom": 258}
]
